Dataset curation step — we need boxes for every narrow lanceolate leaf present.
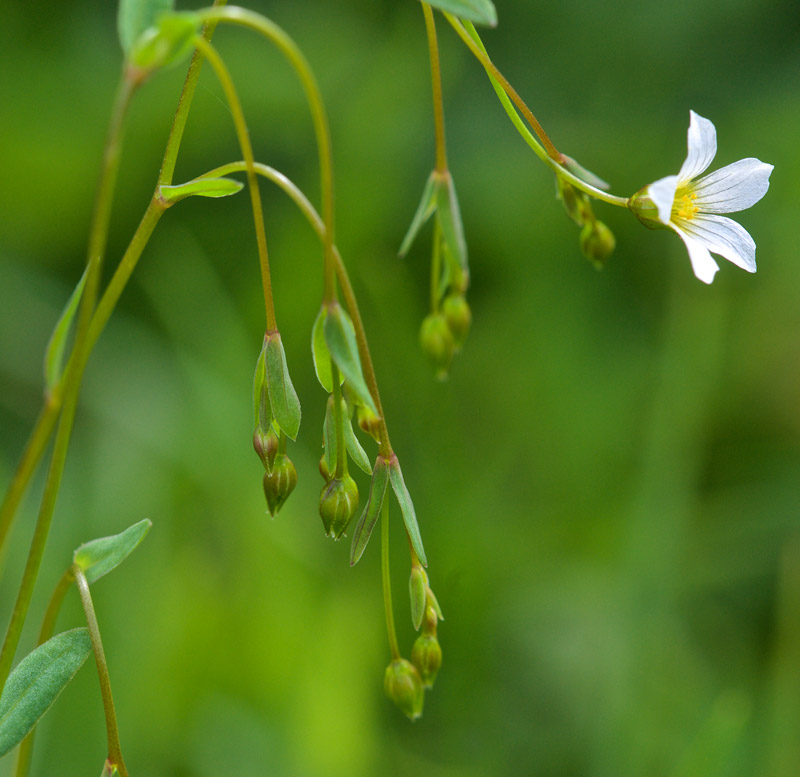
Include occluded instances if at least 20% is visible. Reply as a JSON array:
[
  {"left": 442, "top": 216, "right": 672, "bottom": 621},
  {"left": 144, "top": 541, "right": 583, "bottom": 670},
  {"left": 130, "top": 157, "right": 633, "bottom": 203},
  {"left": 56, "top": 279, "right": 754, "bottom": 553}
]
[
  {"left": 399, "top": 171, "right": 438, "bottom": 257},
  {"left": 422, "top": 0, "right": 498, "bottom": 28},
  {"left": 73, "top": 518, "right": 152, "bottom": 585},
  {"left": 44, "top": 268, "right": 88, "bottom": 393},
  {"left": 265, "top": 332, "right": 301, "bottom": 440},
  {"left": 311, "top": 307, "right": 336, "bottom": 393},
  {"left": 350, "top": 457, "right": 390, "bottom": 566},
  {"left": 159, "top": 177, "right": 244, "bottom": 205},
  {"left": 0, "top": 629, "right": 92, "bottom": 757},
  {"left": 117, "top": 0, "right": 174, "bottom": 55},
  {"left": 253, "top": 339, "right": 269, "bottom": 430},
  {"left": 437, "top": 172, "right": 469, "bottom": 279},
  {"left": 344, "top": 412, "right": 372, "bottom": 475},
  {"left": 323, "top": 396, "right": 339, "bottom": 477},
  {"left": 388, "top": 457, "right": 427, "bottom": 567},
  {"left": 323, "top": 303, "right": 378, "bottom": 416}
]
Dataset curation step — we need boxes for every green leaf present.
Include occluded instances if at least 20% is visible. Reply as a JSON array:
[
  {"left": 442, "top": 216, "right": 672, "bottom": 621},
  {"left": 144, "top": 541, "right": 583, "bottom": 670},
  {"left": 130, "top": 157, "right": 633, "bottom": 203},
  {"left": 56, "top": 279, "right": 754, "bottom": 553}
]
[
  {"left": 409, "top": 567, "right": 428, "bottom": 631},
  {"left": 253, "top": 338, "right": 269, "bottom": 430},
  {"left": 323, "top": 303, "right": 377, "bottom": 416},
  {"left": 344, "top": 411, "right": 372, "bottom": 475},
  {"left": 73, "top": 518, "right": 152, "bottom": 585},
  {"left": 421, "top": 0, "right": 498, "bottom": 27},
  {"left": 561, "top": 154, "right": 610, "bottom": 191},
  {"left": 0, "top": 629, "right": 92, "bottom": 757},
  {"left": 128, "top": 12, "right": 199, "bottom": 71},
  {"left": 399, "top": 171, "right": 438, "bottom": 257},
  {"left": 311, "top": 307, "right": 337, "bottom": 393},
  {"left": 43, "top": 268, "right": 88, "bottom": 393},
  {"left": 388, "top": 457, "right": 427, "bottom": 567},
  {"left": 323, "top": 396, "right": 338, "bottom": 477},
  {"left": 436, "top": 172, "right": 469, "bottom": 281},
  {"left": 117, "top": 0, "right": 174, "bottom": 55},
  {"left": 265, "top": 332, "right": 301, "bottom": 441},
  {"left": 349, "top": 457, "right": 390, "bottom": 566},
  {"left": 160, "top": 177, "right": 244, "bottom": 205}
]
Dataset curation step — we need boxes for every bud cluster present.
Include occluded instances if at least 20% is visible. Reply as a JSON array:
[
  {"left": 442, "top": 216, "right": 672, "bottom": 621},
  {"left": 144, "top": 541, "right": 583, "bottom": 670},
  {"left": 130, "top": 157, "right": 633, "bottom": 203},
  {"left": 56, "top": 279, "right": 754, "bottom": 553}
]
[{"left": 556, "top": 175, "right": 615, "bottom": 268}]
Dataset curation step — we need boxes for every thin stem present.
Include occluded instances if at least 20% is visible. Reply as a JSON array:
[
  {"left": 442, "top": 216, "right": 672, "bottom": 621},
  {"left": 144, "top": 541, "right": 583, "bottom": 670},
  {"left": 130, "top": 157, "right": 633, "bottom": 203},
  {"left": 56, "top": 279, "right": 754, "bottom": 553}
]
[
  {"left": 197, "top": 5, "right": 338, "bottom": 302},
  {"left": 12, "top": 568, "right": 74, "bottom": 777},
  {"left": 158, "top": 0, "right": 228, "bottom": 186},
  {"left": 382, "top": 498, "right": 400, "bottom": 659},
  {"left": 192, "top": 36, "right": 277, "bottom": 330},
  {"left": 201, "top": 161, "right": 395, "bottom": 457},
  {"left": 458, "top": 19, "right": 629, "bottom": 207},
  {"left": 422, "top": 3, "right": 448, "bottom": 173},
  {"left": 73, "top": 566, "right": 127, "bottom": 777},
  {"left": 0, "top": 76, "right": 135, "bottom": 693}
]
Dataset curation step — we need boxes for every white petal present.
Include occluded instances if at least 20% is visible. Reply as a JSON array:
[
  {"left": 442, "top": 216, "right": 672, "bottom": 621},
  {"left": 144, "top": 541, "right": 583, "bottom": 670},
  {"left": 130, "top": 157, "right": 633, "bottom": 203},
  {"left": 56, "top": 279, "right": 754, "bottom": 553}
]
[
  {"left": 671, "top": 225, "right": 720, "bottom": 283},
  {"left": 679, "top": 214, "right": 757, "bottom": 273},
  {"left": 692, "top": 158, "right": 774, "bottom": 214},
  {"left": 648, "top": 175, "right": 679, "bottom": 225},
  {"left": 677, "top": 111, "right": 717, "bottom": 183}
]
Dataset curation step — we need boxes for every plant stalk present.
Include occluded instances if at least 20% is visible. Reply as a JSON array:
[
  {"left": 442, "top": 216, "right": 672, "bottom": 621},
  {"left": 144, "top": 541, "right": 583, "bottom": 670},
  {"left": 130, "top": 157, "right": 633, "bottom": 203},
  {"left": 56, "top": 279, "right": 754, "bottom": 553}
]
[{"left": 422, "top": 3, "right": 448, "bottom": 174}]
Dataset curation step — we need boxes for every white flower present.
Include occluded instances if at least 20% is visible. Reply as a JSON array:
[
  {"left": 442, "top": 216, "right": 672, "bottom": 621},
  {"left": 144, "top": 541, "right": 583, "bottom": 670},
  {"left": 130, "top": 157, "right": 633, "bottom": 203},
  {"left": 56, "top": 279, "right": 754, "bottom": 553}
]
[{"left": 646, "top": 110, "right": 773, "bottom": 284}]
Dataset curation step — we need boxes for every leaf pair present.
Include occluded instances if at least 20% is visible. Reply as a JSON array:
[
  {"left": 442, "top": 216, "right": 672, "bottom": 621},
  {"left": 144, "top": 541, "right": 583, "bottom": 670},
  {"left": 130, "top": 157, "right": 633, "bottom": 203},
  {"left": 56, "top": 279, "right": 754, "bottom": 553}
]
[
  {"left": 0, "top": 520, "right": 151, "bottom": 758},
  {"left": 312, "top": 303, "right": 378, "bottom": 417},
  {"left": 323, "top": 397, "right": 372, "bottom": 478},
  {"left": 254, "top": 332, "right": 302, "bottom": 442},
  {"left": 350, "top": 456, "right": 427, "bottom": 567}
]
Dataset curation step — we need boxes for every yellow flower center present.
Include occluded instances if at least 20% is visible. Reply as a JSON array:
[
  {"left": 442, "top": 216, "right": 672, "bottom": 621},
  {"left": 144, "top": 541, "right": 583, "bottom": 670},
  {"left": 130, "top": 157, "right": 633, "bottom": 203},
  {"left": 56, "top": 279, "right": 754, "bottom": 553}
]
[{"left": 674, "top": 190, "right": 699, "bottom": 221}]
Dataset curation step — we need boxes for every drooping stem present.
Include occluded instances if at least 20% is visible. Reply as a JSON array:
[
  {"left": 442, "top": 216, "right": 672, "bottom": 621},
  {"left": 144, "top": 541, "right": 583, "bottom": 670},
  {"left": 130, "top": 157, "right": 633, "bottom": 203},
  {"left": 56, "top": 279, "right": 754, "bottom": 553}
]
[
  {"left": 422, "top": 3, "right": 448, "bottom": 174},
  {"left": 12, "top": 569, "right": 74, "bottom": 777},
  {"left": 192, "top": 36, "right": 277, "bottom": 330},
  {"left": 458, "top": 19, "right": 629, "bottom": 207},
  {"left": 382, "top": 498, "right": 400, "bottom": 659},
  {"left": 73, "top": 566, "right": 128, "bottom": 777},
  {"left": 197, "top": 5, "right": 338, "bottom": 302},
  {"left": 0, "top": 76, "right": 135, "bottom": 693},
  {"left": 201, "top": 161, "right": 395, "bottom": 457}
]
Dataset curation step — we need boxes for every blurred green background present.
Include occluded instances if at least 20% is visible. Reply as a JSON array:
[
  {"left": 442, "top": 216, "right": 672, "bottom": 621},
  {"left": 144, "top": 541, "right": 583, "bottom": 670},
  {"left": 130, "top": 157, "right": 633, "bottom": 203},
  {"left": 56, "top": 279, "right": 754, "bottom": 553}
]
[{"left": 1, "top": 1, "right": 799, "bottom": 775}]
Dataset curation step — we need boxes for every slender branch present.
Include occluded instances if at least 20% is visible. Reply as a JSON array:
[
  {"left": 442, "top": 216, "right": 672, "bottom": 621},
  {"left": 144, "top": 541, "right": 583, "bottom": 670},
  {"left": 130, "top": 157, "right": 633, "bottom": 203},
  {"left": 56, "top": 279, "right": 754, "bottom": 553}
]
[
  {"left": 73, "top": 566, "right": 128, "bottom": 777},
  {"left": 422, "top": 4, "right": 448, "bottom": 173},
  {"left": 196, "top": 5, "right": 338, "bottom": 303},
  {"left": 201, "top": 161, "right": 395, "bottom": 456},
  {"left": 382, "top": 498, "right": 400, "bottom": 659}
]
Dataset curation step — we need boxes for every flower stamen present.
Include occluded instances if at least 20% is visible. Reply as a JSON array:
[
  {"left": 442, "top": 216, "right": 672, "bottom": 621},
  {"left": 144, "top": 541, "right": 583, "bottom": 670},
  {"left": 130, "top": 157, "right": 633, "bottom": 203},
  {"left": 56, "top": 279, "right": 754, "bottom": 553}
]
[{"left": 675, "top": 191, "right": 698, "bottom": 221}]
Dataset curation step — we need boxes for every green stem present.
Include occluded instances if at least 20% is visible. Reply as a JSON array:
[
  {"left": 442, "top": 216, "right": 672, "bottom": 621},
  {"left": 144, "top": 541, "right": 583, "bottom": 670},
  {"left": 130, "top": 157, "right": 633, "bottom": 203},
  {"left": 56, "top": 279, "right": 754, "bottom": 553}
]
[
  {"left": 201, "top": 161, "right": 395, "bottom": 457},
  {"left": 0, "top": 76, "right": 135, "bottom": 694},
  {"left": 422, "top": 3, "right": 448, "bottom": 174},
  {"left": 73, "top": 566, "right": 128, "bottom": 777},
  {"left": 192, "top": 36, "right": 277, "bottom": 331},
  {"left": 195, "top": 5, "right": 338, "bottom": 303},
  {"left": 382, "top": 498, "right": 400, "bottom": 659},
  {"left": 457, "top": 18, "right": 629, "bottom": 207}
]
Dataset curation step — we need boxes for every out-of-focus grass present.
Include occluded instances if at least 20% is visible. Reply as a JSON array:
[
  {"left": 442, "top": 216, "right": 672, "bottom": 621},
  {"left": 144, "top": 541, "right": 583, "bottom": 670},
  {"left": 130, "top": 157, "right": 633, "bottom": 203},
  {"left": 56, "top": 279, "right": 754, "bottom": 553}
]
[{"left": 1, "top": 1, "right": 798, "bottom": 775}]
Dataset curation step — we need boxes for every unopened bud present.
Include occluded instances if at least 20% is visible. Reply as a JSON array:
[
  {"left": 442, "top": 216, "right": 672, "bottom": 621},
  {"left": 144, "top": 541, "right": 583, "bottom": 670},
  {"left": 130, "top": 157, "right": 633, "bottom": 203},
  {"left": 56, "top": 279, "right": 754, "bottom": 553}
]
[
  {"left": 411, "top": 634, "right": 442, "bottom": 689},
  {"left": 628, "top": 187, "right": 665, "bottom": 230},
  {"left": 442, "top": 293, "right": 471, "bottom": 350},
  {"left": 384, "top": 658, "right": 424, "bottom": 721},
  {"left": 409, "top": 567, "right": 428, "bottom": 632},
  {"left": 253, "top": 426, "right": 279, "bottom": 470},
  {"left": 579, "top": 220, "right": 615, "bottom": 268},
  {"left": 419, "top": 313, "right": 454, "bottom": 379},
  {"left": 356, "top": 403, "right": 382, "bottom": 443},
  {"left": 319, "top": 475, "right": 359, "bottom": 539},
  {"left": 262, "top": 454, "right": 297, "bottom": 516}
]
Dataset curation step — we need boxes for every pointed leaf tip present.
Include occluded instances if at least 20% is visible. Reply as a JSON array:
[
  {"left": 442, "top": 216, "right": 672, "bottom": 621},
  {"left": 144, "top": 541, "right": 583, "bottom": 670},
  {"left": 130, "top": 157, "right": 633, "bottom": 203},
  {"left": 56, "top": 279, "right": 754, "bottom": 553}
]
[
  {"left": 264, "top": 332, "right": 302, "bottom": 440},
  {"left": 399, "top": 171, "right": 439, "bottom": 257},
  {"left": 388, "top": 458, "right": 427, "bottom": 567},
  {"left": 350, "top": 457, "right": 390, "bottom": 565},
  {"left": 73, "top": 518, "right": 152, "bottom": 585},
  {"left": 44, "top": 268, "right": 88, "bottom": 392}
]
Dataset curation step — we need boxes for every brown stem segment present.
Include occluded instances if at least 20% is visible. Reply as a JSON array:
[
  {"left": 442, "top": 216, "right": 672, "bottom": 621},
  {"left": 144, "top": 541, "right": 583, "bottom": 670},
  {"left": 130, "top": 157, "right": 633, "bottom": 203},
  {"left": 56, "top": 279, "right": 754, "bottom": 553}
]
[{"left": 422, "top": 3, "right": 448, "bottom": 173}]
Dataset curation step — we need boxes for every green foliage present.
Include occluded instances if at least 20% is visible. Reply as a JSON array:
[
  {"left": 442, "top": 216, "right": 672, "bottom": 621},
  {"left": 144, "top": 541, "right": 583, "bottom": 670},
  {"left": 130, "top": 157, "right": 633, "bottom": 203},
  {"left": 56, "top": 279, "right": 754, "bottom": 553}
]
[
  {"left": 0, "top": 629, "right": 92, "bottom": 757},
  {"left": 388, "top": 458, "right": 427, "bottom": 566},
  {"left": 159, "top": 177, "right": 244, "bottom": 204},
  {"left": 350, "top": 457, "right": 390, "bottom": 565},
  {"left": 43, "top": 268, "right": 87, "bottom": 393},
  {"left": 311, "top": 307, "right": 336, "bottom": 393},
  {"left": 264, "top": 332, "right": 301, "bottom": 441},
  {"left": 117, "top": 0, "right": 175, "bottom": 56},
  {"left": 422, "top": 0, "right": 498, "bottom": 27},
  {"left": 73, "top": 518, "right": 152, "bottom": 585},
  {"left": 399, "top": 171, "right": 438, "bottom": 257},
  {"left": 436, "top": 172, "right": 468, "bottom": 282}
]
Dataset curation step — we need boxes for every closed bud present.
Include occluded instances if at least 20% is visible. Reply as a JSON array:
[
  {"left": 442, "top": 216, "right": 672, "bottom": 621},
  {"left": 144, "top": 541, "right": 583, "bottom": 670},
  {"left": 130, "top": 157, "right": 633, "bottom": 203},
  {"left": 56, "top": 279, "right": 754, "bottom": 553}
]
[
  {"left": 384, "top": 658, "right": 424, "bottom": 721},
  {"left": 409, "top": 567, "right": 428, "bottom": 632},
  {"left": 356, "top": 403, "right": 382, "bottom": 443},
  {"left": 262, "top": 454, "right": 297, "bottom": 516},
  {"left": 579, "top": 221, "right": 616, "bottom": 268},
  {"left": 411, "top": 634, "right": 442, "bottom": 689},
  {"left": 319, "top": 475, "right": 359, "bottom": 539},
  {"left": 628, "top": 188, "right": 664, "bottom": 230},
  {"left": 253, "top": 425, "right": 279, "bottom": 470},
  {"left": 442, "top": 293, "right": 471, "bottom": 350},
  {"left": 419, "top": 313, "right": 455, "bottom": 379}
]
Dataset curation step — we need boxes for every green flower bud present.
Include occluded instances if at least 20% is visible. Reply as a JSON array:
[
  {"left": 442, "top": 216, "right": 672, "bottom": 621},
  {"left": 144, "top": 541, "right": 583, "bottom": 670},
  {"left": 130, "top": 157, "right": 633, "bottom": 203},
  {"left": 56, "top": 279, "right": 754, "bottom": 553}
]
[
  {"left": 579, "top": 221, "right": 616, "bottom": 268},
  {"left": 411, "top": 633, "right": 442, "bottom": 689},
  {"left": 556, "top": 178, "right": 592, "bottom": 226},
  {"left": 409, "top": 567, "right": 428, "bottom": 632},
  {"left": 356, "top": 403, "right": 382, "bottom": 443},
  {"left": 319, "top": 475, "right": 359, "bottom": 539},
  {"left": 628, "top": 188, "right": 666, "bottom": 230},
  {"left": 262, "top": 454, "right": 297, "bottom": 517},
  {"left": 384, "top": 658, "right": 424, "bottom": 721},
  {"left": 419, "top": 313, "right": 454, "bottom": 379},
  {"left": 253, "top": 425, "right": 279, "bottom": 470},
  {"left": 442, "top": 293, "right": 471, "bottom": 350}
]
